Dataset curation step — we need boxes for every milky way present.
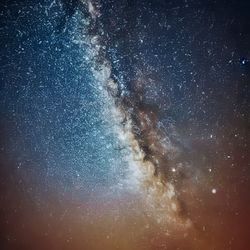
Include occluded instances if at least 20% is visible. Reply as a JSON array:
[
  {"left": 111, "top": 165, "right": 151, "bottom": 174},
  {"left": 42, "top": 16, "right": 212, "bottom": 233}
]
[{"left": 0, "top": 0, "right": 249, "bottom": 249}]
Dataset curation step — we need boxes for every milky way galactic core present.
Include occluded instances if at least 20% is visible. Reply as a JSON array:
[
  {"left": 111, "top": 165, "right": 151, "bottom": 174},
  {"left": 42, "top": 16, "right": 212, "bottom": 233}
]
[{"left": 0, "top": 0, "right": 249, "bottom": 249}]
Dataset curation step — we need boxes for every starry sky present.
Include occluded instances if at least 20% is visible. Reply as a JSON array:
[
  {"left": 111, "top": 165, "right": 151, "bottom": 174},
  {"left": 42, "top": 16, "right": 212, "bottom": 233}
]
[{"left": 0, "top": 0, "right": 249, "bottom": 249}]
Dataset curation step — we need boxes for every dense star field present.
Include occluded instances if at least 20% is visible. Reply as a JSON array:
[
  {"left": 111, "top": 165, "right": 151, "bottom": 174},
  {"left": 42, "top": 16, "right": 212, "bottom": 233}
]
[{"left": 0, "top": 0, "right": 249, "bottom": 249}]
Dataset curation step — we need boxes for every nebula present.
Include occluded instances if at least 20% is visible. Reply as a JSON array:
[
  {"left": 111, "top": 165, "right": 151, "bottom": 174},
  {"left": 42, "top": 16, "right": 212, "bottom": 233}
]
[{"left": 81, "top": 0, "right": 192, "bottom": 228}]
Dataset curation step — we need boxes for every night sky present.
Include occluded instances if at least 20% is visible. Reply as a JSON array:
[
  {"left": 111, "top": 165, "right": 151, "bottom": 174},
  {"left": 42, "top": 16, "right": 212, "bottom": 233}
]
[{"left": 0, "top": 0, "right": 249, "bottom": 249}]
